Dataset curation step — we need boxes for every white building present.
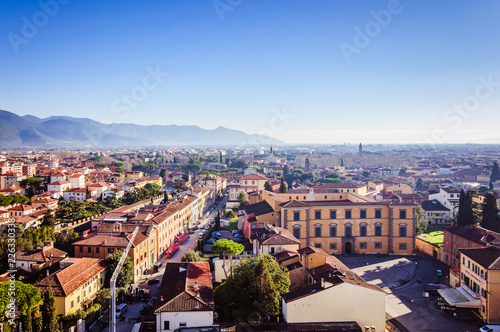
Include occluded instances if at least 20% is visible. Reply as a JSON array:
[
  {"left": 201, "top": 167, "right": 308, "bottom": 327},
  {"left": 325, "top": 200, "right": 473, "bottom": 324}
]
[
  {"left": 429, "top": 187, "right": 461, "bottom": 218},
  {"left": 47, "top": 181, "right": 72, "bottom": 198},
  {"left": 154, "top": 262, "right": 215, "bottom": 332},
  {"left": 69, "top": 173, "right": 85, "bottom": 189},
  {"left": 63, "top": 188, "right": 87, "bottom": 201}
]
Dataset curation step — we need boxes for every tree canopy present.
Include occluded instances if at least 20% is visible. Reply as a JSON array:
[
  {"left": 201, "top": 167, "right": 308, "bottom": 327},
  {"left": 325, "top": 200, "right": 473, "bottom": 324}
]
[
  {"left": 237, "top": 191, "right": 246, "bottom": 205},
  {"left": 491, "top": 161, "right": 500, "bottom": 183},
  {"left": 105, "top": 250, "right": 134, "bottom": 288},
  {"left": 213, "top": 254, "right": 291, "bottom": 323},
  {"left": 264, "top": 181, "right": 273, "bottom": 192},
  {"left": 482, "top": 192, "right": 500, "bottom": 232}
]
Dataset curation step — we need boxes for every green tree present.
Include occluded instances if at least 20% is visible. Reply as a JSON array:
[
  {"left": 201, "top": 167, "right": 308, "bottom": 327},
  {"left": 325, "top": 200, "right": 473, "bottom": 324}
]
[
  {"left": 21, "top": 177, "right": 44, "bottom": 197},
  {"left": 326, "top": 173, "right": 340, "bottom": 179},
  {"left": 237, "top": 192, "right": 246, "bottom": 206},
  {"left": 415, "top": 206, "right": 428, "bottom": 235},
  {"left": 41, "top": 210, "right": 56, "bottom": 227},
  {"left": 160, "top": 169, "right": 167, "bottom": 178},
  {"left": 415, "top": 178, "right": 426, "bottom": 190},
  {"left": 22, "top": 307, "right": 32, "bottom": 332},
  {"left": 399, "top": 168, "right": 407, "bottom": 175},
  {"left": 362, "top": 171, "right": 371, "bottom": 178},
  {"left": 264, "top": 181, "right": 273, "bottom": 192},
  {"left": 279, "top": 177, "right": 287, "bottom": 193},
  {"left": 174, "top": 179, "right": 187, "bottom": 192},
  {"left": 491, "top": 161, "right": 500, "bottom": 183},
  {"left": 41, "top": 287, "right": 57, "bottom": 332},
  {"left": 115, "top": 167, "right": 124, "bottom": 173},
  {"left": 212, "top": 239, "right": 244, "bottom": 279},
  {"left": 214, "top": 211, "right": 221, "bottom": 231},
  {"left": 0, "top": 281, "right": 41, "bottom": 328},
  {"left": 213, "top": 254, "right": 290, "bottom": 323},
  {"left": 482, "top": 192, "right": 500, "bottom": 232},
  {"left": 95, "top": 288, "right": 111, "bottom": 311},
  {"left": 181, "top": 251, "right": 205, "bottom": 262},
  {"left": 105, "top": 251, "right": 133, "bottom": 288}
]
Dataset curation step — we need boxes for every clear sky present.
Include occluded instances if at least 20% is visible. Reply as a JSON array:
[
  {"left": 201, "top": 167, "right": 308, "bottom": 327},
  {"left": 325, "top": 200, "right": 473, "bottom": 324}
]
[{"left": 1, "top": 0, "right": 500, "bottom": 145}]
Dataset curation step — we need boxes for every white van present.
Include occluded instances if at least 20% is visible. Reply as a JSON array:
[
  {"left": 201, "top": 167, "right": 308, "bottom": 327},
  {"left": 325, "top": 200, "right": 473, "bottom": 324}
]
[
  {"left": 480, "top": 325, "right": 500, "bottom": 332},
  {"left": 116, "top": 303, "right": 128, "bottom": 318}
]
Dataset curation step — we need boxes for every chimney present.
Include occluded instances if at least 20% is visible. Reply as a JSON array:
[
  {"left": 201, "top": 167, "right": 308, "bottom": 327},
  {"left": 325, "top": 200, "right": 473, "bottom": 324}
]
[{"left": 320, "top": 278, "right": 325, "bottom": 289}]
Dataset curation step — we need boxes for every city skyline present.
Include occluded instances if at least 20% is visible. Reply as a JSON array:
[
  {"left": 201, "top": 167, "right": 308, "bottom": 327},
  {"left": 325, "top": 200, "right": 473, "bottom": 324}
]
[{"left": 2, "top": 0, "right": 500, "bottom": 144}]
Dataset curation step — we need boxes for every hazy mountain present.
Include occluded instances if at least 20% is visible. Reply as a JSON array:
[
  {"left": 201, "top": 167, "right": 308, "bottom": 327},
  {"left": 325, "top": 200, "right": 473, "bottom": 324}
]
[{"left": 0, "top": 110, "right": 284, "bottom": 147}]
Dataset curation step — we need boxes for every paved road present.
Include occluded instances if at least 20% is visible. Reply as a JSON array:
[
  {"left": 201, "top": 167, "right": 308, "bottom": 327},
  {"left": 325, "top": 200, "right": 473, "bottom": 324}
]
[{"left": 340, "top": 254, "right": 480, "bottom": 332}]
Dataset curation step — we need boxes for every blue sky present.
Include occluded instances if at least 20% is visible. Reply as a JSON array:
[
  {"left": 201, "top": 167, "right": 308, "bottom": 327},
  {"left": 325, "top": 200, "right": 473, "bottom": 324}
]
[{"left": 1, "top": 0, "right": 500, "bottom": 144}]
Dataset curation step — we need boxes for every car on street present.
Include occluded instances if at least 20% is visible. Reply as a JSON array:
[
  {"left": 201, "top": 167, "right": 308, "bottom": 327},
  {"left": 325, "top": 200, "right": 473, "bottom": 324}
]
[
  {"left": 206, "top": 238, "right": 216, "bottom": 244},
  {"left": 436, "top": 269, "right": 443, "bottom": 277},
  {"left": 148, "top": 278, "right": 160, "bottom": 285}
]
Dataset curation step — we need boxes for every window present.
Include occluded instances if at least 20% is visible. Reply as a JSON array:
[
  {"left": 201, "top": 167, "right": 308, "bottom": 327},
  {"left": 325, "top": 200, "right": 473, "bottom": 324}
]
[
  {"left": 330, "top": 243, "right": 337, "bottom": 250},
  {"left": 330, "top": 210, "right": 336, "bottom": 219},
  {"left": 360, "top": 242, "right": 367, "bottom": 249},
  {"left": 108, "top": 248, "right": 113, "bottom": 253},
  {"left": 71, "top": 300, "right": 74, "bottom": 308},
  {"left": 315, "top": 211, "right": 321, "bottom": 219},
  {"left": 345, "top": 210, "right": 352, "bottom": 219},
  {"left": 314, "top": 243, "right": 322, "bottom": 249},
  {"left": 375, "top": 209, "right": 381, "bottom": 218},
  {"left": 399, "top": 243, "right": 407, "bottom": 250},
  {"left": 164, "top": 321, "right": 170, "bottom": 330},
  {"left": 270, "top": 247, "right": 275, "bottom": 254},
  {"left": 179, "top": 322, "right": 187, "bottom": 327},
  {"left": 293, "top": 225, "right": 300, "bottom": 239},
  {"left": 96, "top": 247, "right": 99, "bottom": 254},
  {"left": 345, "top": 224, "right": 352, "bottom": 237},
  {"left": 375, "top": 223, "right": 382, "bottom": 236},
  {"left": 77, "top": 296, "right": 80, "bottom": 303},
  {"left": 462, "top": 257, "right": 465, "bottom": 265},
  {"left": 399, "top": 210, "right": 407, "bottom": 219},
  {"left": 88, "top": 246, "right": 91, "bottom": 253},
  {"left": 330, "top": 224, "right": 337, "bottom": 237},
  {"left": 293, "top": 212, "right": 300, "bottom": 221},
  {"left": 375, "top": 242, "right": 382, "bottom": 249},
  {"left": 79, "top": 246, "right": 83, "bottom": 253},
  {"left": 360, "top": 210, "right": 367, "bottom": 219},
  {"left": 399, "top": 224, "right": 407, "bottom": 237},
  {"left": 303, "top": 274, "right": 308, "bottom": 284},
  {"left": 453, "top": 235, "right": 456, "bottom": 241},
  {"left": 359, "top": 223, "right": 367, "bottom": 236},
  {"left": 473, "top": 244, "right": 476, "bottom": 248},
  {"left": 459, "top": 238, "right": 462, "bottom": 244},
  {"left": 465, "top": 240, "right": 468, "bottom": 246},
  {"left": 315, "top": 224, "right": 322, "bottom": 237}
]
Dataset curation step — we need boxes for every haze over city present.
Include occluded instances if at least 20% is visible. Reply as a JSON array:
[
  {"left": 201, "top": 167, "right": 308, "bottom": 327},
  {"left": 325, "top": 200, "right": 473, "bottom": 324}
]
[{"left": 2, "top": 0, "right": 500, "bottom": 144}]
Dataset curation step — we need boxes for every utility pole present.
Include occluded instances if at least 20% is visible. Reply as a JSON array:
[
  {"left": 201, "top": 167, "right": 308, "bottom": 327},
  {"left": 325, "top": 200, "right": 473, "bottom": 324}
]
[{"left": 110, "top": 226, "right": 139, "bottom": 332}]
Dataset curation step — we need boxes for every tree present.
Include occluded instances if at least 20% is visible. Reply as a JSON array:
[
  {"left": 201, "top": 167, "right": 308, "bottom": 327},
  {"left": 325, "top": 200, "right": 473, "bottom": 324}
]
[
  {"left": 415, "top": 206, "right": 428, "bottom": 235},
  {"left": 160, "top": 168, "right": 167, "bottom": 178},
  {"left": 115, "top": 167, "right": 124, "bottom": 173},
  {"left": 482, "top": 192, "right": 500, "bottom": 232},
  {"left": 41, "top": 287, "right": 57, "bottom": 332},
  {"left": 491, "top": 161, "right": 500, "bottom": 183},
  {"left": 174, "top": 179, "right": 187, "bottom": 192},
  {"left": 264, "top": 181, "right": 273, "bottom": 192},
  {"left": 214, "top": 211, "right": 221, "bottom": 231},
  {"left": 22, "top": 307, "right": 33, "bottom": 332},
  {"left": 362, "top": 171, "right": 371, "bottom": 178},
  {"left": 212, "top": 239, "right": 244, "bottom": 279},
  {"left": 237, "top": 192, "right": 246, "bottom": 206},
  {"left": 181, "top": 251, "right": 205, "bottom": 262},
  {"left": 415, "top": 178, "right": 426, "bottom": 190},
  {"left": 279, "top": 177, "right": 287, "bottom": 193},
  {"left": 0, "top": 281, "right": 41, "bottom": 329},
  {"left": 95, "top": 288, "right": 111, "bottom": 311},
  {"left": 225, "top": 209, "right": 235, "bottom": 219},
  {"left": 213, "top": 254, "right": 290, "bottom": 322},
  {"left": 105, "top": 251, "right": 133, "bottom": 288},
  {"left": 21, "top": 177, "right": 44, "bottom": 197},
  {"left": 399, "top": 168, "right": 407, "bottom": 175},
  {"left": 41, "top": 210, "right": 56, "bottom": 227}
]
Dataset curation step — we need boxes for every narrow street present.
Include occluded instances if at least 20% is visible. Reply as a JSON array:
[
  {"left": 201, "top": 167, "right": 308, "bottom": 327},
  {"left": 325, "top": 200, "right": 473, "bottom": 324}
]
[{"left": 91, "top": 194, "right": 228, "bottom": 332}]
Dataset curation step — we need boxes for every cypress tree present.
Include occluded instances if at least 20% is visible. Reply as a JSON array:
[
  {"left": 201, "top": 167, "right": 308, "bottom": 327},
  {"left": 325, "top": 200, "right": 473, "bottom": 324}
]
[
  {"left": 491, "top": 161, "right": 500, "bottom": 183},
  {"left": 482, "top": 192, "right": 500, "bottom": 232},
  {"left": 457, "top": 189, "right": 466, "bottom": 225},
  {"left": 42, "top": 287, "right": 57, "bottom": 332},
  {"left": 22, "top": 307, "right": 33, "bottom": 332}
]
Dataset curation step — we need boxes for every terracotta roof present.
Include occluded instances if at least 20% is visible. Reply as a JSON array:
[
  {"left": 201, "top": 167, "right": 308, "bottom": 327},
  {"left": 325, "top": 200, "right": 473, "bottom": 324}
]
[
  {"left": 444, "top": 225, "right": 500, "bottom": 245},
  {"left": 281, "top": 200, "right": 415, "bottom": 208},
  {"left": 35, "top": 258, "right": 107, "bottom": 297},
  {"left": 155, "top": 262, "right": 214, "bottom": 313},
  {"left": 47, "top": 181, "right": 70, "bottom": 186},
  {"left": 239, "top": 173, "right": 268, "bottom": 181},
  {"left": 15, "top": 247, "right": 67, "bottom": 263},
  {"left": 459, "top": 247, "right": 500, "bottom": 270},
  {"left": 421, "top": 200, "right": 450, "bottom": 211},
  {"left": 252, "top": 226, "right": 300, "bottom": 246}
]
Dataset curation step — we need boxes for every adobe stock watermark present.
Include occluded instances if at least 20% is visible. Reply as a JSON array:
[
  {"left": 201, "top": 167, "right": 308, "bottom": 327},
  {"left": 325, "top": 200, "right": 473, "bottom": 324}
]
[
  {"left": 431, "top": 74, "right": 499, "bottom": 144},
  {"left": 7, "top": 0, "right": 70, "bottom": 54},
  {"left": 82, "top": 65, "right": 168, "bottom": 147},
  {"left": 213, "top": 0, "right": 243, "bottom": 21},
  {"left": 339, "top": 0, "right": 408, "bottom": 63},
  {"left": 240, "top": 107, "right": 295, "bottom": 146}
]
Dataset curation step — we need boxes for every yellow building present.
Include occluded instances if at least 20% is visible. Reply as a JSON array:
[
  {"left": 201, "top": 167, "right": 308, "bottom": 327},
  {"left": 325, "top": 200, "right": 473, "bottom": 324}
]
[
  {"left": 35, "top": 258, "right": 107, "bottom": 316},
  {"left": 440, "top": 247, "right": 500, "bottom": 323},
  {"left": 279, "top": 197, "right": 416, "bottom": 255}
]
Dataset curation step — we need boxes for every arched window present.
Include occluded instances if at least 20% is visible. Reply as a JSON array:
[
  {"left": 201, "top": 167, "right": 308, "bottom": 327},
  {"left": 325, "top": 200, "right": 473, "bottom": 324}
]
[
  {"left": 329, "top": 223, "right": 337, "bottom": 237},
  {"left": 359, "top": 222, "right": 367, "bottom": 236},
  {"left": 314, "top": 224, "right": 322, "bottom": 237},
  {"left": 293, "top": 224, "right": 301, "bottom": 239}
]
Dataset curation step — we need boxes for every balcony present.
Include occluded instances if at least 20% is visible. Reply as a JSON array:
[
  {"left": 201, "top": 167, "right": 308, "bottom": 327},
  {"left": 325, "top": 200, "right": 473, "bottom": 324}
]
[{"left": 461, "top": 282, "right": 481, "bottom": 299}]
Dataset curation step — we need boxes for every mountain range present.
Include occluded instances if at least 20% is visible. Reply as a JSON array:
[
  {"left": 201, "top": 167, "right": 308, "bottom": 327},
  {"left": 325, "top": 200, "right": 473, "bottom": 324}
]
[{"left": 0, "top": 110, "right": 284, "bottom": 148}]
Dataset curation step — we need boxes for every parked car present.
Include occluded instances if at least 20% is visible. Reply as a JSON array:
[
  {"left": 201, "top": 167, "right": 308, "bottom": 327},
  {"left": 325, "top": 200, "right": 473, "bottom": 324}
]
[
  {"left": 116, "top": 303, "right": 128, "bottom": 317},
  {"left": 213, "top": 231, "right": 221, "bottom": 236},
  {"left": 480, "top": 325, "right": 500, "bottom": 332},
  {"left": 436, "top": 269, "right": 443, "bottom": 277},
  {"left": 205, "top": 238, "right": 216, "bottom": 244},
  {"left": 148, "top": 278, "right": 160, "bottom": 285}
]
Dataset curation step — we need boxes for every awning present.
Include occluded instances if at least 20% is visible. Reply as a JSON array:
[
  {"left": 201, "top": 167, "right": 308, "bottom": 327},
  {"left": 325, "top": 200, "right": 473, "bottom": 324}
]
[
  {"left": 83, "top": 294, "right": 97, "bottom": 306},
  {"left": 438, "top": 287, "right": 482, "bottom": 308}
]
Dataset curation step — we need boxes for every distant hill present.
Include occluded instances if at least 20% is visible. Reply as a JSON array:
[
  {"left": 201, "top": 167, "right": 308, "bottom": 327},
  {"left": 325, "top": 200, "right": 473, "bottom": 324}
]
[{"left": 0, "top": 110, "right": 285, "bottom": 148}]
